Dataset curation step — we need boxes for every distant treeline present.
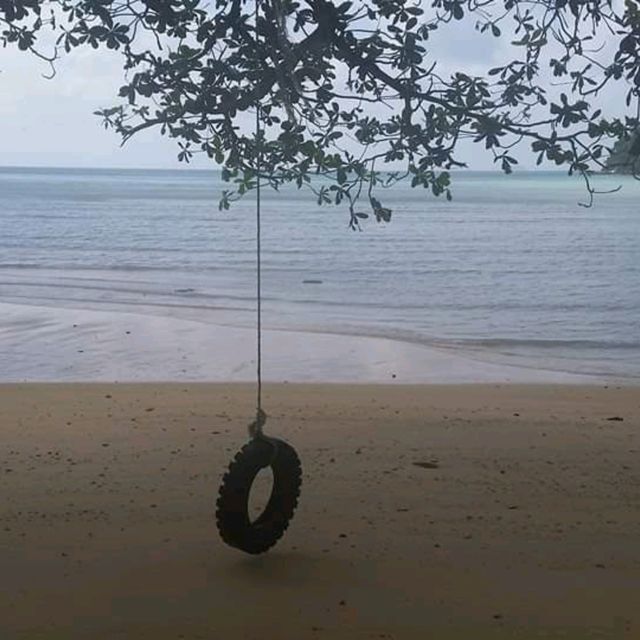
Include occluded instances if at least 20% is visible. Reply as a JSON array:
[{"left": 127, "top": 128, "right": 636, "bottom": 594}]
[{"left": 605, "top": 132, "right": 640, "bottom": 175}]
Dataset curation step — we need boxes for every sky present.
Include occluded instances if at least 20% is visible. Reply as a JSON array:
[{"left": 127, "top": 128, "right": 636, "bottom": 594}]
[
  {"left": 0, "top": 44, "right": 187, "bottom": 169},
  {"left": 0, "top": 7, "right": 629, "bottom": 171}
]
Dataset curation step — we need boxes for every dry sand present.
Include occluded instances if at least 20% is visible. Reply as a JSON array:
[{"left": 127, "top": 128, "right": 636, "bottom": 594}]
[{"left": 1, "top": 383, "right": 638, "bottom": 639}]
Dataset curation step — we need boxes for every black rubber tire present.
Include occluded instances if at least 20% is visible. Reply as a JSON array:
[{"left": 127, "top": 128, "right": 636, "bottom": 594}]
[{"left": 216, "top": 437, "right": 302, "bottom": 554}]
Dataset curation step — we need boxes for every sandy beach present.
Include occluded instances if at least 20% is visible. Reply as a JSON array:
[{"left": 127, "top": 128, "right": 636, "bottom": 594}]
[{"left": 1, "top": 383, "right": 638, "bottom": 638}]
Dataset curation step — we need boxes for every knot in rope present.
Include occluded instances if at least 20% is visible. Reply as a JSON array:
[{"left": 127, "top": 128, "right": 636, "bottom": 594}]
[{"left": 248, "top": 407, "right": 267, "bottom": 439}]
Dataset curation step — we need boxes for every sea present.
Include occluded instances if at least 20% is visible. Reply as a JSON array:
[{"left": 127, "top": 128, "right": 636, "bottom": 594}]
[{"left": 1, "top": 166, "right": 639, "bottom": 381}]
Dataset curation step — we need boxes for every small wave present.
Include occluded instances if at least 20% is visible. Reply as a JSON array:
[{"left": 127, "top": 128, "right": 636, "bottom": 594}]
[
  {"left": 0, "top": 281, "right": 260, "bottom": 306},
  {"left": 448, "top": 337, "right": 640, "bottom": 350},
  {"left": 286, "top": 324, "right": 640, "bottom": 353},
  {"left": 0, "top": 292, "right": 253, "bottom": 315},
  {"left": 0, "top": 263, "right": 211, "bottom": 273}
]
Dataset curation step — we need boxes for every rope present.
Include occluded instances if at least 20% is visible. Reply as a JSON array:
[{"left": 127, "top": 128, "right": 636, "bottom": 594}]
[
  {"left": 250, "top": 0, "right": 266, "bottom": 439},
  {"left": 252, "top": 103, "right": 267, "bottom": 438}
]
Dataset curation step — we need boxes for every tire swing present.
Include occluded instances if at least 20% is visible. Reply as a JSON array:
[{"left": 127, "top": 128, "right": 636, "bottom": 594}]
[
  {"left": 215, "top": 103, "right": 302, "bottom": 555},
  {"left": 215, "top": 412, "right": 302, "bottom": 555}
]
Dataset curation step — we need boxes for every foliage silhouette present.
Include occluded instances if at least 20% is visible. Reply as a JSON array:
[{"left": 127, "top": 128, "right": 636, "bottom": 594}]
[{"left": 2, "top": 0, "right": 639, "bottom": 222}]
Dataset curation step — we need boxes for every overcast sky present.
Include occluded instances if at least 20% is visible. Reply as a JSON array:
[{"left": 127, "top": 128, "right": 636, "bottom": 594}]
[{"left": 0, "top": 12, "right": 628, "bottom": 171}]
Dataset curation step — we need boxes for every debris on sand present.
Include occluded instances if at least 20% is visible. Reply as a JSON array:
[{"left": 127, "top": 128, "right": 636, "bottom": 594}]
[{"left": 413, "top": 460, "right": 439, "bottom": 469}]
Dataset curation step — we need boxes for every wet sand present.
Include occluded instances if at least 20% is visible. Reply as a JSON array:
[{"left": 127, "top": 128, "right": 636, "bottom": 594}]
[
  {"left": 1, "top": 383, "right": 638, "bottom": 638},
  {"left": 0, "top": 302, "right": 618, "bottom": 384}
]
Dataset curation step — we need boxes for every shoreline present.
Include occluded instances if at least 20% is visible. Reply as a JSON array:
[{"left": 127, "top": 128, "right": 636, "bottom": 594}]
[{"left": 1, "top": 301, "right": 636, "bottom": 385}]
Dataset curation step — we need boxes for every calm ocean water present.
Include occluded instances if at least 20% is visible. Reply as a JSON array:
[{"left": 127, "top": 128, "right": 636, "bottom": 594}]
[{"left": 1, "top": 166, "right": 639, "bottom": 379}]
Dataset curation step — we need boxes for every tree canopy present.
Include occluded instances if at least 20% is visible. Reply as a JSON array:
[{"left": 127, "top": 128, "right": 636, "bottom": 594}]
[{"left": 2, "top": 0, "right": 639, "bottom": 224}]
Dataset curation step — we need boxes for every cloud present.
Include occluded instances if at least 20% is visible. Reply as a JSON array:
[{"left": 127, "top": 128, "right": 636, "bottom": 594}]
[{"left": 0, "top": 45, "right": 200, "bottom": 168}]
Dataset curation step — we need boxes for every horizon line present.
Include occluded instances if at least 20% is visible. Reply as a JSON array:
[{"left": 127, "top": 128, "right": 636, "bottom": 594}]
[{"left": 0, "top": 164, "right": 564, "bottom": 174}]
